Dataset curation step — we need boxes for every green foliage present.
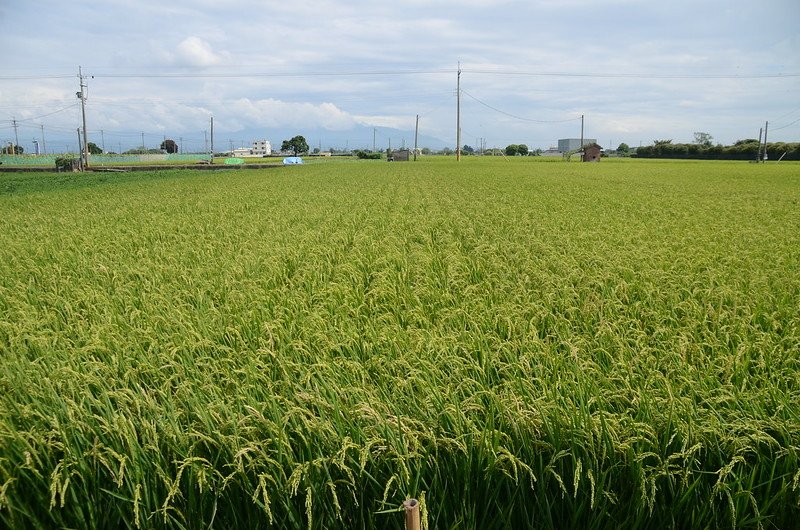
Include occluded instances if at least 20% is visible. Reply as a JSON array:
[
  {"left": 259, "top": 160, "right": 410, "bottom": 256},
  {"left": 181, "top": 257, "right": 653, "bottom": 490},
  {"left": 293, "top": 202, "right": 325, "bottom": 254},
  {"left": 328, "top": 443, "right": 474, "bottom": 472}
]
[
  {"left": 54, "top": 155, "right": 79, "bottom": 172},
  {"left": 0, "top": 159, "right": 799, "bottom": 529},
  {"left": 693, "top": 132, "right": 713, "bottom": 147},
  {"left": 87, "top": 142, "right": 103, "bottom": 155},
  {"left": 124, "top": 147, "right": 163, "bottom": 155},
  {"left": 505, "top": 144, "right": 529, "bottom": 156},
  {"left": 636, "top": 140, "right": 800, "bottom": 160},
  {"left": 616, "top": 142, "right": 630, "bottom": 154},
  {"left": 462, "top": 145, "right": 475, "bottom": 154},
  {"left": 354, "top": 149, "right": 382, "bottom": 159},
  {"left": 281, "top": 135, "right": 309, "bottom": 156},
  {"left": 160, "top": 139, "right": 178, "bottom": 154},
  {"left": 1, "top": 144, "right": 23, "bottom": 154}
]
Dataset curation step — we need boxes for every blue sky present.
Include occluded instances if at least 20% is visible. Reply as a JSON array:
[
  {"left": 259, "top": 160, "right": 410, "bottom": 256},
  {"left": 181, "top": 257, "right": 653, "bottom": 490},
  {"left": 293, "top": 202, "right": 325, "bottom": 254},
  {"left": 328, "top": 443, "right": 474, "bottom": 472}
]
[{"left": 1, "top": 0, "right": 798, "bottom": 153}]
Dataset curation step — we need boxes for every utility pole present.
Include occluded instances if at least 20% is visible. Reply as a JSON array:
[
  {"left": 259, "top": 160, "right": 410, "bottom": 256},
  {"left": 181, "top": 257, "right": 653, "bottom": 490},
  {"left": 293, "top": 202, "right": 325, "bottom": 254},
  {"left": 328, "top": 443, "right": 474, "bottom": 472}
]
[
  {"left": 456, "top": 62, "right": 461, "bottom": 161},
  {"left": 373, "top": 128, "right": 376, "bottom": 152},
  {"left": 76, "top": 128, "right": 83, "bottom": 170},
  {"left": 204, "top": 130, "right": 208, "bottom": 154},
  {"left": 756, "top": 127, "right": 763, "bottom": 163},
  {"left": 141, "top": 132, "right": 145, "bottom": 151},
  {"left": 12, "top": 117, "right": 19, "bottom": 154},
  {"left": 41, "top": 124, "right": 46, "bottom": 155},
  {"left": 77, "top": 66, "right": 89, "bottom": 168},
  {"left": 762, "top": 121, "right": 769, "bottom": 162},
  {"left": 101, "top": 130, "right": 105, "bottom": 153},
  {"left": 179, "top": 137, "right": 183, "bottom": 154},
  {"left": 210, "top": 117, "right": 214, "bottom": 160},
  {"left": 414, "top": 114, "right": 419, "bottom": 161},
  {"left": 580, "top": 114, "right": 585, "bottom": 149}
]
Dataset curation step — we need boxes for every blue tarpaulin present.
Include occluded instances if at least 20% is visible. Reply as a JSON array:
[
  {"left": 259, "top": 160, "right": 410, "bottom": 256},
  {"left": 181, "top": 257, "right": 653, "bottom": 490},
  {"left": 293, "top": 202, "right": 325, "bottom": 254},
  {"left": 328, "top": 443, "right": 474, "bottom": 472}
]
[{"left": 283, "top": 157, "right": 303, "bottom": 164}]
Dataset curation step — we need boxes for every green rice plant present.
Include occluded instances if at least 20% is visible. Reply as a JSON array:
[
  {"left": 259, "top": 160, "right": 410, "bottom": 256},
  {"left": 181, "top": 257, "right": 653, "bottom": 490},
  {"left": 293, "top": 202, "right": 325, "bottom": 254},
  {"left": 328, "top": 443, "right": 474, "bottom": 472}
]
[{"left": 0, "top": 158, "right": 798, "bottom": 528}]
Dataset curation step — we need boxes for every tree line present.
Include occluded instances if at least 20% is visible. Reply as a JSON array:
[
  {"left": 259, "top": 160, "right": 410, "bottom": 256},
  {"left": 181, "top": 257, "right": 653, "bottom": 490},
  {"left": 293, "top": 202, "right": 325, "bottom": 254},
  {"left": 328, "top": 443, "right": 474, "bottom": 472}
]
[{"left": 634, "top": 139, "right": 800, "bottom": 161}]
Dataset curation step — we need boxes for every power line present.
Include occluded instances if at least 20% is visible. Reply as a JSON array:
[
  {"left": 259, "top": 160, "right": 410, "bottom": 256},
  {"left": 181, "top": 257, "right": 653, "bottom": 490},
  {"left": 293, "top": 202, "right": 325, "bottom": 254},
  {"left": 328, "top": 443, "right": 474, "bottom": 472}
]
[
  {"left": 0, "top": 74, "right": 74, "bottom": 80},
  {"left": 465, "top": 69, "right": 800, "bottom": 80},
  {"left": 15, "top": 104, "right": 80, "bottom": 122},
  {"left": 461, "top": 90, "right": 581, "bottom": 123},
  {"left": 3, "top": 65, "right": 798, "bottom": 83},
  {"left": 5, "top": 67, "right": 796, "bottom": 81},
  {"left": 770, "top": 117, "right": 800, "bottom": 131},
  {"left": 91, "top": 69, "right": 454, "bottom": 79},
  {"left": 772, "top": 106, "right": 800, "bottom": 121}
]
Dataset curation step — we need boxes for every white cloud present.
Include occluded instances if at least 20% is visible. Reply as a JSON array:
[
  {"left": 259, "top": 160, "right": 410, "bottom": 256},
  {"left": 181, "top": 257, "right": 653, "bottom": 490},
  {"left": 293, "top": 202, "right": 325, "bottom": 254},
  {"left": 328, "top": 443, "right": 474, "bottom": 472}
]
[
  {"left": 1, "top": 0, "right": 798, "bottom": 150},
  {"left": 175, "top": 37, "right": 225, "bottom": 66},
  {"left": 226, "top": 98, "right": 357, "bottom": 130}
]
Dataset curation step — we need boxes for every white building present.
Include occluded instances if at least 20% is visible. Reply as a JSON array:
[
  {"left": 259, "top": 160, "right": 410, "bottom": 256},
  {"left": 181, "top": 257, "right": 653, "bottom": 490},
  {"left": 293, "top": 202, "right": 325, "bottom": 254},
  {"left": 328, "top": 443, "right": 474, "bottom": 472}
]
[
  {"left": 231, "top": 140, "right": 272, "bottom": 157},
  {"left": 541, "top": 146, "right": 562, "bottom": 157},
  {"left": 252, "top": 140, "right": 271, "bottom": 156}
]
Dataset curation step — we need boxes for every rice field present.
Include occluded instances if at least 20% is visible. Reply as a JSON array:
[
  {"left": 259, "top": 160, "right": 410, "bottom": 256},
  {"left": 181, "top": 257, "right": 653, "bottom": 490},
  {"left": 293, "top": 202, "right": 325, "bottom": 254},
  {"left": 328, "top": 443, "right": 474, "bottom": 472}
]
[{"left": 0, "top": 158, "right": 798, "bottom": 529}]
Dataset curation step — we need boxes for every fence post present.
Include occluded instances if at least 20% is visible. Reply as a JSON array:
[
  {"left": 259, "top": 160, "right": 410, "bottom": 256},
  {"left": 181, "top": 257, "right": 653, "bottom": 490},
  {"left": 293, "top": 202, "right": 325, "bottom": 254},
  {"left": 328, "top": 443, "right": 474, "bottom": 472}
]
[{"left": 403, "top": 498, "right": 420, "bottom": 530}]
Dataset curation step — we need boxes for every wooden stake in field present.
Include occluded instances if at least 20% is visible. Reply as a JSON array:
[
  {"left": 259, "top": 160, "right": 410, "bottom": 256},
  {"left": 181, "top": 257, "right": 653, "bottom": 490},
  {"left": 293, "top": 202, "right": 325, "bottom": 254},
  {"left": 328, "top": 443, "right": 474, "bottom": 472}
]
[{"left": 403, "top": 498, "right": 420, "bottom": 530}]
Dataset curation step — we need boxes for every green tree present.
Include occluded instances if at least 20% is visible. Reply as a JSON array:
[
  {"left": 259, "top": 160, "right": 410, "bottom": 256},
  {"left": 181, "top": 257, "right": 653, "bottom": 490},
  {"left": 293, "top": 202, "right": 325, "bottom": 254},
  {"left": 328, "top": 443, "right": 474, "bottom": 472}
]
[
  {"left": 517, "top": 144, "right": 529, "bottom": 156},
  {"left": 160, "top": 139, "right": 178, "bottom": 154},
  {"left": 462, "top": 144, "right": 474, "bottom": 154},
  {"left": 1, "top": 144, "right": 23, "bottom": 154},
  {"left": 281, "top": 135, "right": 309, "bottom": 156},
  {"left": 87, "top": 142, "right": 102, "bottom": 155},
  {"left": 505, "top": 144, "right": 518, "bottom": 156},
  {"left": 617, "top": 142, "right": 630, "bottom": 154},
  {"left": 693, "top": 132, "right": 713, "bottom": 147}
]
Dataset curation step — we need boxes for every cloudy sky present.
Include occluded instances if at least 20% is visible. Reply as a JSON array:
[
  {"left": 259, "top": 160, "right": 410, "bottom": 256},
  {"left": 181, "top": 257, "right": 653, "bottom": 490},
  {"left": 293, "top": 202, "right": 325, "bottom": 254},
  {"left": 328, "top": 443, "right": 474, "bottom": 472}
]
[{"left": 1, "top": 0, "right": 798, "bottom": 153}]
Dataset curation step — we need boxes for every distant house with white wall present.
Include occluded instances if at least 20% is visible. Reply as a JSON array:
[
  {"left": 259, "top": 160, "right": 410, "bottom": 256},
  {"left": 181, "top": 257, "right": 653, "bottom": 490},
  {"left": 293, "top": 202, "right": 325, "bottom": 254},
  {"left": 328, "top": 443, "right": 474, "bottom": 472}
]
[
  {"left": 541, "top": 146, "right": 562, "bottom": 157},
  {"left": 232, "top": 140, "right": 272, "bottom": 157},
  {"left": 252, "top": 140, "right": 271, "bottom": 156}
]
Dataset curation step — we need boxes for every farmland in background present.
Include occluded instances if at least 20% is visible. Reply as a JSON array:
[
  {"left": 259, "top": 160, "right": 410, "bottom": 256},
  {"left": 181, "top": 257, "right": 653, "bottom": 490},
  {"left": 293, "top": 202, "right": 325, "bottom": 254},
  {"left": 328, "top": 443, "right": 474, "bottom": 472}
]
[{"left": 1, "top": 158, "right": 798, "bottom": 528}]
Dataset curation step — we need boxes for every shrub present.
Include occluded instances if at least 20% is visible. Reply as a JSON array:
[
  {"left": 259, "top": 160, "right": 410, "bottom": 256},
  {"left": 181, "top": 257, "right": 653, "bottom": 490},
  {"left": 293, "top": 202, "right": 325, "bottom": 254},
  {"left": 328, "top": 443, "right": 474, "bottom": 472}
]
[
  {"left": 54, "top": 156, "right": 79, "bottom": 172},
  {"left": 354, "top": 150, "right": 382, "bottom": 159}
]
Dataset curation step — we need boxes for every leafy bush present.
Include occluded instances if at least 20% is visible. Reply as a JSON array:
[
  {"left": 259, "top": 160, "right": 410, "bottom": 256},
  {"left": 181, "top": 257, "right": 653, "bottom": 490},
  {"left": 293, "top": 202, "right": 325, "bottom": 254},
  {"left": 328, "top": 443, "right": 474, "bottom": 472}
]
[
  {"left": 634, "top": 141, "right": 800, "bottom": 160},
  {"left": 354, "top": 150, "right": 382, "bottom": 159},
  {"left": 54, "top": 156, "right": 79, "bottom": 172}
]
